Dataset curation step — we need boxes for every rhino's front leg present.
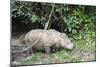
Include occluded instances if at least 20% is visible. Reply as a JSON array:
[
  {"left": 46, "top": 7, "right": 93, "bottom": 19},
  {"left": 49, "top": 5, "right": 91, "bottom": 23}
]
[{"left": 44, "top": 46, "right": 51, "bottom": 54}]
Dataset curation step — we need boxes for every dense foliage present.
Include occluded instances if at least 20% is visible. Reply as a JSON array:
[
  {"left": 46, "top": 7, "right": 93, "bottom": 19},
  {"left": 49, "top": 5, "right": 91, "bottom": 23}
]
[{"left": 11, "top": 0, "right": 96, "bottom": 39}]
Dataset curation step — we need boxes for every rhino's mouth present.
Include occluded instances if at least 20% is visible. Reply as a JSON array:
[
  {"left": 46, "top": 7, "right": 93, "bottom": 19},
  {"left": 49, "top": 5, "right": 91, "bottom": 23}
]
[{"left": 65, "top": 43, "right": 74, "bottom": 50}]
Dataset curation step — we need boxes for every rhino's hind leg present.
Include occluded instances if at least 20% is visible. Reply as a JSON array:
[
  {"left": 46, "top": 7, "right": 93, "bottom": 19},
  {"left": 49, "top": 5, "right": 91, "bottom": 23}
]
[{"left": 44, "top": 46, "right": 51, "bottom": 54}]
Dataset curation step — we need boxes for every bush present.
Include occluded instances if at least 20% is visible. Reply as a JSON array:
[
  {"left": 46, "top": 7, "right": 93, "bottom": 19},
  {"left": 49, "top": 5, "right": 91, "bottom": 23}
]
[{"left": 11, "top": 0, "right": 96, "bottom": 40}]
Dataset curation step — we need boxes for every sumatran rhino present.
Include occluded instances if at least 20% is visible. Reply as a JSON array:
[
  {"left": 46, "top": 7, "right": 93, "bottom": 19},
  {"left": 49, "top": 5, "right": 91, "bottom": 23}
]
[{"left": 21, "top": 29, "right": 73, "bottom": 54}]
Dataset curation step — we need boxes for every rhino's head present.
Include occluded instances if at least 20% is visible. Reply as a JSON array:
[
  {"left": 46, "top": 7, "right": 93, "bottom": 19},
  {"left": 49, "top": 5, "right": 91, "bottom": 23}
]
[{"left": 60, "top": 33, "right": 73, "bottom": 50}]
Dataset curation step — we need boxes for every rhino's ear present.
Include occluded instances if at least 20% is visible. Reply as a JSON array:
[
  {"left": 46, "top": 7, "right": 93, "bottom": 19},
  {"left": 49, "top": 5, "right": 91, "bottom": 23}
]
[{"left": 60, "top": 33, "right": 67, "bottom": 38}]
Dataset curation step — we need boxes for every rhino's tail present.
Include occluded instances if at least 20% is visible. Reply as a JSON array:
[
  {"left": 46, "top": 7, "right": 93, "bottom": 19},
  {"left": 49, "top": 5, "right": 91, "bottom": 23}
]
[{"left": 19, "top": 34, "right": 26, "bottom": 44}]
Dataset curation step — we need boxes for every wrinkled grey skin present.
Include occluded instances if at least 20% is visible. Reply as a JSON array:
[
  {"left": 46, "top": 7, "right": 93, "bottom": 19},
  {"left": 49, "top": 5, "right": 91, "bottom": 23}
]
[{"left": 23, "top": 29, "right": 73, "bottom": 54}]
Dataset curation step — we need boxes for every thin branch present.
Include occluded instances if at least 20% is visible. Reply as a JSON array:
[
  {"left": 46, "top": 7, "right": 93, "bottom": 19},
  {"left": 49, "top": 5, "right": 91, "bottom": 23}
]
[{"left": 44, "top": 4, "right": 55, "bottom": 30}]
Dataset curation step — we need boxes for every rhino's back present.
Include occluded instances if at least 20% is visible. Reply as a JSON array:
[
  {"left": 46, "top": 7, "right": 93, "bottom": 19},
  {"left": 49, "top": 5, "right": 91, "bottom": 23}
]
[{"left": 24, "top": 29, "right": 44, "bottom": 44}]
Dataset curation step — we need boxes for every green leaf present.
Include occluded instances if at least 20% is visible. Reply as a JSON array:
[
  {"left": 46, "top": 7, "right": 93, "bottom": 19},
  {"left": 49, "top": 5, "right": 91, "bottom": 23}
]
[
  {"left": 75, "top": 25, "right": 80, "bottom": 29},
  {"left": 63, "top": 17, "right": 67, "bottom": 23},
  {"left": 31, "top": 15, "right": 38, "bottom": 23},
  {"left": 68, "top": 26, "right": 72, "bottom": 32},
  {"left": 72, "top": 29, "right": 77, "bottom": 34}
]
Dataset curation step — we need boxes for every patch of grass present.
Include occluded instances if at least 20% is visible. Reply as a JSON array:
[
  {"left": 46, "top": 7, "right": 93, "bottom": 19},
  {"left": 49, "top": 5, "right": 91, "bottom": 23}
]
[{"left": 21, "top": 52, "right": 43, "bottom": 65}]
